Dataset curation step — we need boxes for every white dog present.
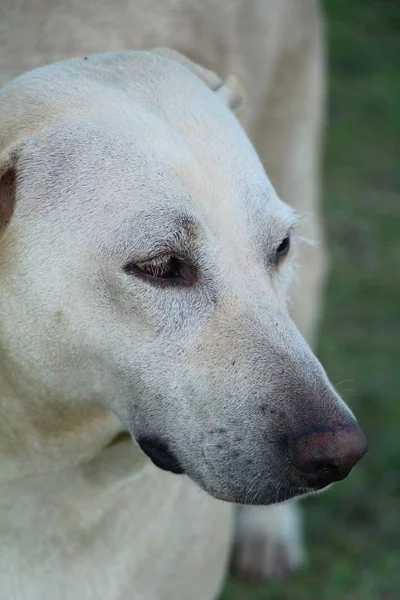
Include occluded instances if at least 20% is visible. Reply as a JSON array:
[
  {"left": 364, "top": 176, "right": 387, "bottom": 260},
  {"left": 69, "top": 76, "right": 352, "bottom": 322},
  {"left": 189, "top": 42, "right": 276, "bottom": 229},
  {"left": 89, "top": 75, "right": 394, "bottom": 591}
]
[
  {"left": 0, "top": 0, "right": 328, "bottom": 581},
  {"left": 0, "top": 48, "right": 366, "bottom": 600}
]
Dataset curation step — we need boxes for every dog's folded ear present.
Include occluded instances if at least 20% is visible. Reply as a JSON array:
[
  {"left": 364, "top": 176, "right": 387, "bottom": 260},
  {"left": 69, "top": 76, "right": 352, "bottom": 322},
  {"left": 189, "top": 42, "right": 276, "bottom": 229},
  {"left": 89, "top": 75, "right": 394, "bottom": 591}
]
[
  {"left": 152, "top": 48, "right": 245, "bottom": 113},
  {"left": 0, "top": 149, "right": 17, "bottom": 236}
]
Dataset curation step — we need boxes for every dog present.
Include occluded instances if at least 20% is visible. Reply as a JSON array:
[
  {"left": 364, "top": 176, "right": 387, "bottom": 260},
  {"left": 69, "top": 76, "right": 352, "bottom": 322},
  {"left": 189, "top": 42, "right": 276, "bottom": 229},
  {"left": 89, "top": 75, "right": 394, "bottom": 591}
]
[
  {"left": 0, "top": 0, "right": 328, "bottom": 581},
  {"left": 0, "top": 47, "right": 366, "bottom": 600},
  {"left": 1, "top": 0, "right": 365, "bottom": 591}
]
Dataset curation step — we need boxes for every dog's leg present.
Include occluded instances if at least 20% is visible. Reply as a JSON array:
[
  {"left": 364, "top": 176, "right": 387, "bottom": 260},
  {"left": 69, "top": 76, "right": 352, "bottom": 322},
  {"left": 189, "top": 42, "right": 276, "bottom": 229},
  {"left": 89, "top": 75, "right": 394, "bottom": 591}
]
[
  {"left": 232, "top": 3, "right": 327, "bottom": 580},
  {"left": 232, "top": 502, "right": 304, "bottom": 580}
]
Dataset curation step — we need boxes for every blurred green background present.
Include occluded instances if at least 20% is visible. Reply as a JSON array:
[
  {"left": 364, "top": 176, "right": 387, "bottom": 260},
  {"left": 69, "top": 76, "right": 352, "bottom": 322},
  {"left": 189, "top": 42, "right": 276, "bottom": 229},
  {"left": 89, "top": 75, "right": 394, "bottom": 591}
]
[{"left": 222, "top": 1, "right": 400, "bottom": 599}]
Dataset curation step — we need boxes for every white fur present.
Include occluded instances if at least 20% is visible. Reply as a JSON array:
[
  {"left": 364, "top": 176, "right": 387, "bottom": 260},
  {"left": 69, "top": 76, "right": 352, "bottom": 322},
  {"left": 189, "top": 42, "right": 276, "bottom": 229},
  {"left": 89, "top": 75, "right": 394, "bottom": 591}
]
[
  {"left": 234, "top": 502, "right": 304, "bottom": 579},
  {"left": 0, "top": 48, "right": 363, "bottom": 600},
  {"left": 0, "top": 2, "right": 348, "bottom": 597}
]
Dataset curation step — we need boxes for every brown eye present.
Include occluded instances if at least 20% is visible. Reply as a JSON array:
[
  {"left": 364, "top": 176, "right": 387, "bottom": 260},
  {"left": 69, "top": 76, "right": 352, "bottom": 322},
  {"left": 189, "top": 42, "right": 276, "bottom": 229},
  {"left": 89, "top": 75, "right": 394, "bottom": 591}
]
[
  {"left": 124, "top": 255, "right": 195, "bottom": 286},
  {"left": 276, "top": 235, "right": 290, "bottom": 260}
]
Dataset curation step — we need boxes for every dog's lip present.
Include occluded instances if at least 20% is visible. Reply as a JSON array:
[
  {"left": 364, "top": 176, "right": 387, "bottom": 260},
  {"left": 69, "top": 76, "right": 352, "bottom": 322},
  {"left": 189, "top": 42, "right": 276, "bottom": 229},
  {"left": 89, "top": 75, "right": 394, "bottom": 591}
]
[{"left": 137, "top": 436, "right": 185, "bottom": 475}]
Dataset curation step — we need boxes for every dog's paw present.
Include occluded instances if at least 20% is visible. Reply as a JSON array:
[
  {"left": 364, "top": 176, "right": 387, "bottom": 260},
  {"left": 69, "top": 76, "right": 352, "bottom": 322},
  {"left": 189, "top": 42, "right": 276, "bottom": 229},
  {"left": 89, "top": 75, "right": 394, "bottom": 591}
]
[{"left": 231, "top": 501, "right": 305, "bottom": 581}]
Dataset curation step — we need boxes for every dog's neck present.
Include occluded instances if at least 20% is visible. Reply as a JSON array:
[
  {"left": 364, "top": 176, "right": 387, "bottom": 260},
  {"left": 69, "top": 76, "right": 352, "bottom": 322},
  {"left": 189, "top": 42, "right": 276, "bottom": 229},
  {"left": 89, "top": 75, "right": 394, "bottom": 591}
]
[{"left": 0, "top": 349, "right": 127, "bottom": 482}]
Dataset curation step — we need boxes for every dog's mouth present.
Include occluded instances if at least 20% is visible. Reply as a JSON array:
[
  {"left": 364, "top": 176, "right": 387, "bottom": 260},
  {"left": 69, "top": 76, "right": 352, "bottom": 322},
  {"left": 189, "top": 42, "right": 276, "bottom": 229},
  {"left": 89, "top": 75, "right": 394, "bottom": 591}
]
[
  {"left": 138, "top": 437, "right": 185, "bottom": 474},
  {"left": 136, "top": 436, "right": 324, "bottom": 506}
]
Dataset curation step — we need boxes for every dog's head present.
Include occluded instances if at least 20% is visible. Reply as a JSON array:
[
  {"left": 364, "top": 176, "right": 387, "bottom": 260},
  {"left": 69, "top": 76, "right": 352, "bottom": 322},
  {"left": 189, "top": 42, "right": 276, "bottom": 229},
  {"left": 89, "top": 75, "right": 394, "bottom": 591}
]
[{"left": 0, "top": 50, "right": 366, "bottom": 503}]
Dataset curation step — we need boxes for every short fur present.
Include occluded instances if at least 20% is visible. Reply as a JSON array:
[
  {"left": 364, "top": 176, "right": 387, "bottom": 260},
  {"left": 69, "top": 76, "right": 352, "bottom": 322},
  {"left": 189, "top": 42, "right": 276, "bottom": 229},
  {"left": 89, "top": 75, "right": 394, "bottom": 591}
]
[{"left": 0, "top": 2, "right": 348, "bottom": 598}]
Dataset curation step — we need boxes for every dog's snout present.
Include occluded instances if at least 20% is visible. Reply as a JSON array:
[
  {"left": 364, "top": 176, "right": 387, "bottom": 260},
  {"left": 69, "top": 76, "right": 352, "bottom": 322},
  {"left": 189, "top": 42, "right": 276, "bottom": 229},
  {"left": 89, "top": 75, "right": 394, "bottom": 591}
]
[{"left": 288, "top": 423, "right": 367, "bottom": 489}]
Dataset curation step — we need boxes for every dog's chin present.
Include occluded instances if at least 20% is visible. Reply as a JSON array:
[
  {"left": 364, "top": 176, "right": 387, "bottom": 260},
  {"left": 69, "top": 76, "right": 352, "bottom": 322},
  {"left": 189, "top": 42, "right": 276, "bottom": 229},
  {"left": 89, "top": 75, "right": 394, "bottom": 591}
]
[
  {"left": 189, "top": 467, "right": 328, "bottom": 505},
  {"left": 202, "top": 484, "right": 315, "bottom": 506},
  {"left": 135, "top": 436, "right": 328, "bottom": 506}
]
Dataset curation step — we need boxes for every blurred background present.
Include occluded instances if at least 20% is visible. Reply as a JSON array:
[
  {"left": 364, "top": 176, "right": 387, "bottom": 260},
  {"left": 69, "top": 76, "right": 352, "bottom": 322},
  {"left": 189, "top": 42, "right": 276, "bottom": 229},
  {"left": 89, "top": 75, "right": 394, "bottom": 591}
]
[{"left": 223, "top": 1, "right": 400, "bottom": 598}]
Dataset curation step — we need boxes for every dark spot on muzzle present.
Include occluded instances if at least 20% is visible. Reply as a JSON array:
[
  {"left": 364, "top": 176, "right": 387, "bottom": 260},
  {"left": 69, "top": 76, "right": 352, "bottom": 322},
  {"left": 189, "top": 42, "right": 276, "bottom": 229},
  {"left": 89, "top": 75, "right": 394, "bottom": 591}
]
[{"left": 138, "top": 436, "right": 184, "bottom": 475}]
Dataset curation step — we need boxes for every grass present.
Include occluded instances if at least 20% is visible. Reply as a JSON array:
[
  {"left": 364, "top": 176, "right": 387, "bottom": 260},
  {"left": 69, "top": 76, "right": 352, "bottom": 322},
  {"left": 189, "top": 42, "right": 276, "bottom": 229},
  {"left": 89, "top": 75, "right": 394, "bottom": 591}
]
[{"left": 222, "top": 1, "right": 400, "bottom": 599}]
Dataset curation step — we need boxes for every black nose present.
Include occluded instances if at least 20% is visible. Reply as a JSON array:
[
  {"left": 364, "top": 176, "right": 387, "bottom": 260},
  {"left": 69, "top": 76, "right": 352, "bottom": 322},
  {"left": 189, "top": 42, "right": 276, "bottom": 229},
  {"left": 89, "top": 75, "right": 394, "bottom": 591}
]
[
  {"left": 288, "top": 423, "right": 367, "bottom": 488},
  {"left": 137, "top": 437, "right": 185, "bottom": 475}
]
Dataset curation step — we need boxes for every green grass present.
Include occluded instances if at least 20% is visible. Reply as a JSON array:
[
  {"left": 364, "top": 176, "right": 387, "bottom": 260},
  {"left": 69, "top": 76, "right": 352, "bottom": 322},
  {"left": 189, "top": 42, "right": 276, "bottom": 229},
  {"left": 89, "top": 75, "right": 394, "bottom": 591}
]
[{"left": 222, "top": 1, "right": 400, "bottom": 598}]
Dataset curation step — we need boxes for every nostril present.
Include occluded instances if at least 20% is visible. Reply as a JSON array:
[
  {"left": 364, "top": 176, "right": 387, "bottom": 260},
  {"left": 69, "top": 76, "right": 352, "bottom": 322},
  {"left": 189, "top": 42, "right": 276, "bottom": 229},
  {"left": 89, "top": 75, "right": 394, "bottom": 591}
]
[
  {"left": 301, "top": 462, "right": 349, "bottom": 488},
  {"left": 288, "top": 424, "right": 367, "bottom": 488},
  {"left": 301, "top": 464, "right": 334, "bottom": 488},
  {"left": 312, "top": 464, "right": 333, "bottom": 479}
]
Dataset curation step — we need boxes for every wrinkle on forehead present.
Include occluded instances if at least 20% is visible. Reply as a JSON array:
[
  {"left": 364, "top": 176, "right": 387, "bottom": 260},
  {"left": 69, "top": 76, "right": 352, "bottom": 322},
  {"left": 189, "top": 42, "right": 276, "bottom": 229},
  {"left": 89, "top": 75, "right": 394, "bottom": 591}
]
[
  {"left": 14, "top": 94, "right": 296, "bottom": 266},
  {"left": 97, "top": 149, "right": 296, "bottom": 268},
  {"left": 108, "top": 210, "right": 204, "bottom": 262}
]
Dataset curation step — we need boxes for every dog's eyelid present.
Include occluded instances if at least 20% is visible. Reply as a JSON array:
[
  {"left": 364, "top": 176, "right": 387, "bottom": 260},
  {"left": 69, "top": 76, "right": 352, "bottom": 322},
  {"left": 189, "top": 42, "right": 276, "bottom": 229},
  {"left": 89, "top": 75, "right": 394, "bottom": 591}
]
[
  {"left": 283, "top": 207, "right": 299, "bottom": 232},
  {"left": 275, "top": 225, "right": 294, "bottom": 248},
  {"left": 130, "top": 245, "right": 196, "bottom": 267},
  {"left": 286, "top": 223, "right": 296, "bottom": 237}
]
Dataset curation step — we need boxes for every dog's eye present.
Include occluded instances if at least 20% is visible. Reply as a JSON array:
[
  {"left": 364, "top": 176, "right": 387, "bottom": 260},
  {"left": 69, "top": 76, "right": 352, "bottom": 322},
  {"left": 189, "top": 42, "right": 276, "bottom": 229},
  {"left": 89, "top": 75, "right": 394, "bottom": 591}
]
[
  {"left": 124, "top": 255, "right": 195, "bottom": 286},
  {"left": 276, "top": 235, "right": 290, "bottom": 261},
  {"left": 135, "top": 256, "right": 180, "bottom": 279}
]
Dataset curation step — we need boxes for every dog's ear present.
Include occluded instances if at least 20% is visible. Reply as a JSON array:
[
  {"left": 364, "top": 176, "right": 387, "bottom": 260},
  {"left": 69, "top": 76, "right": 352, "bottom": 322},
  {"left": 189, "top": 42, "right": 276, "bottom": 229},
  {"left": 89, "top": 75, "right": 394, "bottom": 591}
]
[
  {"left": 0, "top": 150, "right": 17, "bottom": 237},
  {"left": 152, "top": 48, "right": 245, "bottom": 113}
]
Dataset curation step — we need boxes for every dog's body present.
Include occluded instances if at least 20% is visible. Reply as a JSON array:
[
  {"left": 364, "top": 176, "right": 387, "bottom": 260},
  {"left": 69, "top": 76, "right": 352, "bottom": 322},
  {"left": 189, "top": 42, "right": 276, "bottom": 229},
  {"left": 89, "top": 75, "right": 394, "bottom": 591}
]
[
  {"left": 0, "top": 4, "right": 366, "bottom": 600},
  {"left": 1, "top": 440, "right": 232, "bottom": 600}
]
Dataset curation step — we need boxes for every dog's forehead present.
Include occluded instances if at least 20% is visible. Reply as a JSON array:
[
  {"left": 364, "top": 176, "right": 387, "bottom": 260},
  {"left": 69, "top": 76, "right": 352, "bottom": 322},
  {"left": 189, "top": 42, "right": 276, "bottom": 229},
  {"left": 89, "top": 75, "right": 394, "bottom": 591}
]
[
  {"left": 3, "top": 51, "right": 294, "bottom": 251},
  {"left": 27, "top": 115, "right": 292, "bottom": 255}
]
